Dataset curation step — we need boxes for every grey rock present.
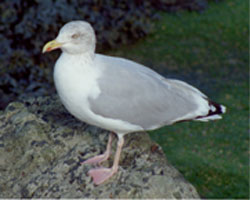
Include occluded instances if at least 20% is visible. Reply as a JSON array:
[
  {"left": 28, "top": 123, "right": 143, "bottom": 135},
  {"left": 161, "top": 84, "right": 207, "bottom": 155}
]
[{"left": 0, "top": 95, "right": 200, "bottom": 198}]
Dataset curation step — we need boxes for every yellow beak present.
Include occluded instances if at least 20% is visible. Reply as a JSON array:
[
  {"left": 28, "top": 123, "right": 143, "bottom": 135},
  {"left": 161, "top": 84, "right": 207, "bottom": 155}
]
[{"left": 42, "top": 40, "right": 62, "bottom": 53}]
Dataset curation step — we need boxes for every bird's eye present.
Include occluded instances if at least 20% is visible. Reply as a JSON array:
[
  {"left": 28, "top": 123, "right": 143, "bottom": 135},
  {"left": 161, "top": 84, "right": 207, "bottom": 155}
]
[{"left": 71, "top": 33, "right": 80, "bottom": 39}]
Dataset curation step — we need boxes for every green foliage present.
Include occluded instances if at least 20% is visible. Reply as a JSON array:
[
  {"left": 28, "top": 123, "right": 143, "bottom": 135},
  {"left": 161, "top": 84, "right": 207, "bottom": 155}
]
[
  {"left": 108, "top": 0, "right": 249, "bottom": 198},
  {"left": 152, "top": 0, "right": 209, "bottom": 12}
]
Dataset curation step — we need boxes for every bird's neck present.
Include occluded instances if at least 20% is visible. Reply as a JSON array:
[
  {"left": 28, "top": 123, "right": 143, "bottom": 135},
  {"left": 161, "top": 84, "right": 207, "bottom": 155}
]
[{"left": 62, "top": 51, "right": 95, "bottom": 64}]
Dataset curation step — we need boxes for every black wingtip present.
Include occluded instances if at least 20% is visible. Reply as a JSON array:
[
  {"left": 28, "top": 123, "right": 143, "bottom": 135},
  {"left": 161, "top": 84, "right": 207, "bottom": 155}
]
[{"left": 195, "top": 99, "right": 226, "bottom": 120}]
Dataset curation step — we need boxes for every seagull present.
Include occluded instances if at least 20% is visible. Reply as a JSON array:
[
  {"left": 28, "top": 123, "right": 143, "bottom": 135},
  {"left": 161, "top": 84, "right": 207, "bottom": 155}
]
[{"left": 42, "top": 20, "right": 226, "bottom": 185}]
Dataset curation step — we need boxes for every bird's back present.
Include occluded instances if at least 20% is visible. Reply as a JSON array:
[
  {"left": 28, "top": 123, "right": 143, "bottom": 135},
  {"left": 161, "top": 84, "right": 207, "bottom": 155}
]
[{"left": 89, "top": 54, "right": 224, "bottom": 131}]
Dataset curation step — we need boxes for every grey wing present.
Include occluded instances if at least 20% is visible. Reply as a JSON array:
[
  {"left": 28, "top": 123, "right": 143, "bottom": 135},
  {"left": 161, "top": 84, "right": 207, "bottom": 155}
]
[{"left": 88, "top": 55, "right": 203, "bottom": 130}]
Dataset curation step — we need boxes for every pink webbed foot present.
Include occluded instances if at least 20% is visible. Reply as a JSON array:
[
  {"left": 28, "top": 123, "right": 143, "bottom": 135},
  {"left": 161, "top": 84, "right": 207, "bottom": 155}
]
[
  {"left": 81, "top": 133, "right": 114, "bottom": 165},
  {"left": 88, "top": 167, "right": 117, "bottom": 185},
  {"left": 84, "top": 134, "right": 125, "bottom": 185},
  {"left": 81, "top": 153, "right": 109, "bottom": 165}
]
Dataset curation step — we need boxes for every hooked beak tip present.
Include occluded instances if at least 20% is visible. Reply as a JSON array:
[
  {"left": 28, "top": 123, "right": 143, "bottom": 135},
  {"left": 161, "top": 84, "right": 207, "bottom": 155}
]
[{"left": 42, "top": 40, "right": 62, "bottom": 53}]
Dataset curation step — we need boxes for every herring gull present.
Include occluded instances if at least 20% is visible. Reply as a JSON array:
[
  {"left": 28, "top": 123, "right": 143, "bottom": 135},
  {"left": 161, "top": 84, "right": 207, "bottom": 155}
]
[{"left": 42, "top": 20, "right": 226, "bottom": 185}]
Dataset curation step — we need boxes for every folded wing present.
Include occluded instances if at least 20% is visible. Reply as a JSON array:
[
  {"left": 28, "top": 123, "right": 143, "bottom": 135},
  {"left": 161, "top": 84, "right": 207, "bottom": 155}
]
[{"left": 88, "top": 55, "right": 225, "bottom": 130}]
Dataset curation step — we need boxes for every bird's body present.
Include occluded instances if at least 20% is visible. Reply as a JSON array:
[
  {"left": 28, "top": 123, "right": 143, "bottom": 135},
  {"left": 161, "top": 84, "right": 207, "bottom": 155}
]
[
  {"left": 55, "top": 52, "right": 223, "bottom": 134},
  {"left": 43, "top": 21, "right": 226, "bottom": 185},
  {"left": 54, "top": 52, "right": 143, "bottom": 134}
]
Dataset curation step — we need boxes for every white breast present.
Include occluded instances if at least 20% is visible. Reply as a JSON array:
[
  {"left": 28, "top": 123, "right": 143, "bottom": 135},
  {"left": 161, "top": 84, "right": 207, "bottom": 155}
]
[
  {"left": 53, "top": 53, "right": 142, "bottom": 134},
  {"left": 54, "top": 53, "right": 101, "bottom": 122}
]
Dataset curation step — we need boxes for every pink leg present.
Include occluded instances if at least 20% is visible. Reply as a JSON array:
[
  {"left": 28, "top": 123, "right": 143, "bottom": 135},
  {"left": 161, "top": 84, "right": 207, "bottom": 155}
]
[
  {"left": 88, "top": 135, "right": 124, "bottom": 185},
  {"left": 82, "top": 133, "right": 114, "bottom": 165}
]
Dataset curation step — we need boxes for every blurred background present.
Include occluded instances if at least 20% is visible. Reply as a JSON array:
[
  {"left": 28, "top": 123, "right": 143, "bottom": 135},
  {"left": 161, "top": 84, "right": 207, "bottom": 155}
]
[{"left": 0, "top": 0, "right": 248, "bottom": 198}]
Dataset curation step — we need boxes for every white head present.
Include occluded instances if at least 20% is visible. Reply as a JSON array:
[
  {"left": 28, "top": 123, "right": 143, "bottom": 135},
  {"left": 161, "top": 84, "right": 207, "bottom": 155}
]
[{"left": 43, "top": 21, "right": 96, "bottom": 55}]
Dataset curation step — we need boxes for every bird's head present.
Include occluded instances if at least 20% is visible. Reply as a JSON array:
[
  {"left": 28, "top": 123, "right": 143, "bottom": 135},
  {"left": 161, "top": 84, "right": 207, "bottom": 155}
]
[{"left": 42, "top": 21, "right": 96, "bottom": 54}]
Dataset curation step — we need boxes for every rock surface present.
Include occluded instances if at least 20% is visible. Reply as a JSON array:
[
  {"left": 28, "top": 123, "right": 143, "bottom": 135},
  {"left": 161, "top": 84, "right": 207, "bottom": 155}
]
[{"left": 0, "top": 96, "right": 200, "bottom": 198}]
